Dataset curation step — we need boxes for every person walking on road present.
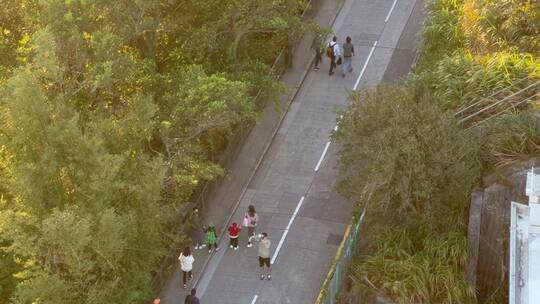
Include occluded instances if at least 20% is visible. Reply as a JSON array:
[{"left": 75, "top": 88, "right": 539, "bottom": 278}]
[
  {"left": 255, "top": 232, "right": 272, "bottom": 280},
  {"left": 243, "top": 205, "right": 259, "bottom": 247},
  {"left": 191, "top": 207, "right": 206, "bottom": 250},
  {"left": 206, "top": 224, "right": 219, "bottom": 253},
  {"left": 179, "top": 247, "right": 194, "bottom": 289},
  {"left": 184, "top": 288, "right": 200, "bottom": 304},
  {"left": 228, "top": 222, "right": 241, "bottom": 250},
  {"left": 326, "top": 36, "right": 340, "bottom": 75},
  {"left": 341, "top": 36, "right": 355, "bottom": 77},
  {"left": 311, "top": 34, "right": 323, "bottom": 70}
]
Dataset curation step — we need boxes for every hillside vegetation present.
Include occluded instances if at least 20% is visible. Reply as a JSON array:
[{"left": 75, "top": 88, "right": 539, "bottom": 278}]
[
  {"left": 0, "top": 0, "right": 309, "bottom": 302},
  {"left": 335, "top": 0, "right": 540, "bottom": 303}
]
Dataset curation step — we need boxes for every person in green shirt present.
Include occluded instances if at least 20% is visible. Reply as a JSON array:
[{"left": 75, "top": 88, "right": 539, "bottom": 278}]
[{"left": 205, "top": 224, "right": 219, "bottom": 253}]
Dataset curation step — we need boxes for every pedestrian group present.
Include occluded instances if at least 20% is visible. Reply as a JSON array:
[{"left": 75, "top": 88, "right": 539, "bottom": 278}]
[
  {"left": 175, "top": 33, "right": 355, "bottom": 303},
  {"left": 312, "top": 35, "right": 355, "bottom": 77},
  {"left": 179, "top": 205, "right": 271, "bottom": 294}
]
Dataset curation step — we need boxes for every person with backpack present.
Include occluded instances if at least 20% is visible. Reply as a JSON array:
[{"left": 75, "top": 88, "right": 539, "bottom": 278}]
[
  {"left": 228, "top": 222, "right": 242, "bottom": 250},
  {"left": 184, "top": 288, "right": 200, "bottom": 304},
  {"left": 243, "top": 205, "right": 259, "bottom": 247},
  {"left": 205, "top": 224, "right": 219, "bottom": 253},
  {"left": 326, "top": 36, "right": 341, "bottom": 76},
  {"left": 341, "top": 36, "right": 355, "bottom": 78},
  {"left": 178, "top": 247, "right": 194, "bottom": 289}
]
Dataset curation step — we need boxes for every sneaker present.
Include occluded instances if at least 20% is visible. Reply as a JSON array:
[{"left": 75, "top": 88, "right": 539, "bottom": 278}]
[
  {"left": 314, "top": 66, "right": 319, "bottom": 70},
  {"left": 183, "top": 284, "right": 187, "bottom": 289},
  {"left": 194, "top": 245, "right": 199, "bottom": 250},
  {"left": 267, "top": 274, "right": 272, "bottom": 280},
  {"left": 200, "top": 244, "right": 206, "bottom": 248},
  {"left": 215, "top": 247, "right": 220, "bottom": 251},
  {"left": 229, "top": 244, "right": 234, "bottom": 249},
  {"left": 208, "top": 249, "right": 212, "bottom": 253},
  {"left": 260, "top": 274, "right": 265, "bottom": 280},
  {"left": 247, "top": 242, "right": 253, "bottom": 248},
  {"left": 234, "top": 246, "right": 238, "bottom": 251}
]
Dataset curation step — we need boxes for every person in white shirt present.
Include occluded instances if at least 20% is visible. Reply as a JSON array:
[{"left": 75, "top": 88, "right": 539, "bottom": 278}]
[
  {"left": 179, "top": 247, "right": 195, "bottom": 289},
  {"left": 253, "top": 232, "right": 272, "bottom": 280},
  {"left": 327, "top": 36, "right": 341, "bottom": 75}
]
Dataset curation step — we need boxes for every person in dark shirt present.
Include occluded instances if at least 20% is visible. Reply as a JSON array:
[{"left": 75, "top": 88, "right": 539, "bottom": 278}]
[
  {"left": 311, "top": 34, "right": 323, "bottom": 70},
  {"left": 341, "top": 36, "right": 355, "bottom": 78},
  {"left": 185, "top": 288, "right": 200, "bottom": 304}
]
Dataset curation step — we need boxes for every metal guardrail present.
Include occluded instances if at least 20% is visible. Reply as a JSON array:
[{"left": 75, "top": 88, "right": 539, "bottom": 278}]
[
  {"left": 315, "top": 210, "right": 366, "bottom": 304},
  {"left": 454, "top": 79, "right": 540, "bottom": 129}
]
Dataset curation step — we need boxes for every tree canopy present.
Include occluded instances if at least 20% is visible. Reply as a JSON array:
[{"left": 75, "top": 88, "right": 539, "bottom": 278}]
[{"left": 0, "top": 0, "right": 308, "bottom": 302}]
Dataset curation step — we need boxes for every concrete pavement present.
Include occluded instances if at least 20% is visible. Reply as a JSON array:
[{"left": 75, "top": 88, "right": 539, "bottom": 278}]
[{"left": 160, "top": 0, "right": 426, "bottom": 303}]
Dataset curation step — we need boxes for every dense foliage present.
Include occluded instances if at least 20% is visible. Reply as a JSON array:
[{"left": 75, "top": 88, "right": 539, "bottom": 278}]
[
  {"left": 413, "top": 0, "right": 540, "bottom": 115},
  {"left": 463, "top": 0, "right": 540, "bottom": 54},
  {"left": 337, "top": 87, "right": 478, "bottom": 218},
  {"left": 352, "top": 228, "right": 473, "bottom": 304},
  {"left": 336, "top": 0, "right": 540, "bottom": 302},
  {"left": 335, "top": 87, "right": 479, "bottom": 303},
  {"left": 0, "top": 0, "right": 308, "bottom": 302}
]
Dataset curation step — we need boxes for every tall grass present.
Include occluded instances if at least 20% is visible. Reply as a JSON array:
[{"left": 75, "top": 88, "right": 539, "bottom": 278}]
[
  {"left": 410, "top": 51, "right": 540, "bottom": 111},
  {"left": 416, "top": 0, "right": 464, "bottom": 70},
  {"left": 480, "top": 111, "right": 540, "bottom": 168},
  {"left": 351, "top": 226, "right": 475, "bottom": 304},
  {"left": 462, "top": 0, "right": 540, "bottom": 55},
  {"left": 335, "top": 86, "right": 479, "bottom": 302}
]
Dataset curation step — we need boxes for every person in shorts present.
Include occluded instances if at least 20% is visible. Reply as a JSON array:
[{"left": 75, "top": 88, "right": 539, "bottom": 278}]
[
  {"left": 227, "top": 222, "right": 241, "bottom": 250},
  {"left": 255, "top": 232, "right": 272, "bottom": 280}
]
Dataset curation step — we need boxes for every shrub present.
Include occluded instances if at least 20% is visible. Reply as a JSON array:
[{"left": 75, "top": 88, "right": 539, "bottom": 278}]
[{"left": 335, "top": 86, "right": 479, "bottom": 218}]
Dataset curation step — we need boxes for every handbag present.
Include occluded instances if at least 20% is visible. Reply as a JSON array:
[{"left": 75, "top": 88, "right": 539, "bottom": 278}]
[{"left": 336, "top": 56, "right": 342, "bottom": 65}]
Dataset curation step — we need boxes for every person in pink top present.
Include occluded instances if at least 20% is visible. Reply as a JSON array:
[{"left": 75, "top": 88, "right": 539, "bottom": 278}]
[{"left": 243, "top": 205, "right": 259, "bottom": 247}]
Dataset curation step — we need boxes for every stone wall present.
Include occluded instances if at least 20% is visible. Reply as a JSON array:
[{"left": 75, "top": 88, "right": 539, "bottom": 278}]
[{"left": 467, "top": 159, "right": 539, "bottom": 303}]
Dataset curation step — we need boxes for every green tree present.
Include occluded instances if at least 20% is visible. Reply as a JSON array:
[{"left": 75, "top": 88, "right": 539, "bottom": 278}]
[
  {"left": 0, "top": 31, "right": 172, "bottom": 303},
  {"left": 335, "top": 86, "right": 479, "bottom": 303},
  {"left": 0, "top": 0, "right": 310, "bottom": 301},
  {"left": 335, "top": 86, "right": 479, "bottom": 217}
]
